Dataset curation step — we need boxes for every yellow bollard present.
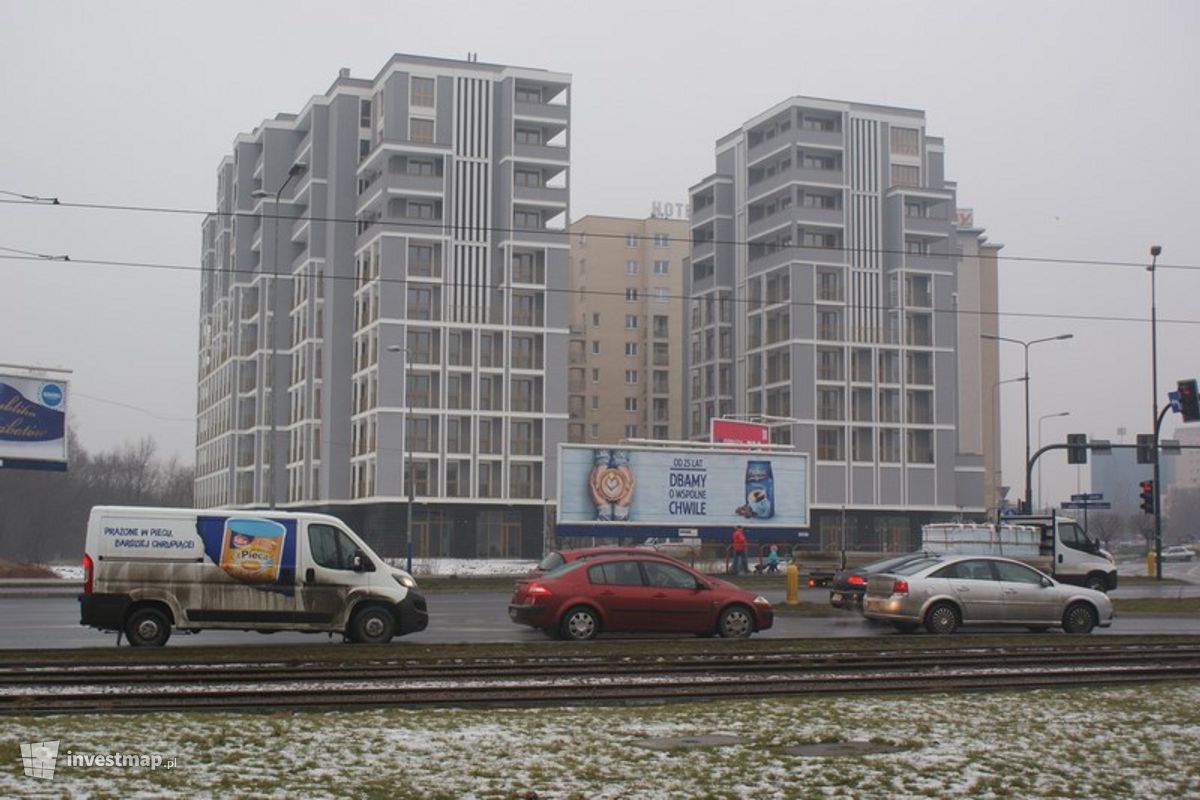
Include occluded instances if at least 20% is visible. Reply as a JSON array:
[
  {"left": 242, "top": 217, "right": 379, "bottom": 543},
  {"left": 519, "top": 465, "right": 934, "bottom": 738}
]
[
  {"left": 786, "top": 562, "right": 799, "bottom": 605},
  {"left": 1147, "top": 550, "right": 1156, "bottom": 577}
]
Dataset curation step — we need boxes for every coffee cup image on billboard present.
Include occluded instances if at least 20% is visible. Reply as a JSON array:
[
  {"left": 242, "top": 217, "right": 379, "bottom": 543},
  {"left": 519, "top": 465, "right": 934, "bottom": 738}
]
[
  {"left": 219, "top": 518, "right": 286, "bottom": 582},
  {"left": 736, "top": 460, "right": 775, "bottom": 519},
  {"left": 589, "top": 449, "right": 636, "bottom": 521}
]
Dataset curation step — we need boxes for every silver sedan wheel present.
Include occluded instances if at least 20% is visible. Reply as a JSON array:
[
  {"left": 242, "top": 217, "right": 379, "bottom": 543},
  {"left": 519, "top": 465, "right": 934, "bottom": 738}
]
[
  {"left": 1063, "top": 602, "right": 1097, "bottom": 634},
  {"left": 718, "top": 606, "right": 753, "bottom": 638},
  {"left": 925, "top": 603, "right": 959, "bottom": 635}
]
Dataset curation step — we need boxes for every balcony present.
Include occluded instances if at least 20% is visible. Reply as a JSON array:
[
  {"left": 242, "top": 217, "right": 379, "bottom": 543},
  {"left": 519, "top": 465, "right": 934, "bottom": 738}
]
[
  {"left": 747, "top": 213, "right": 792, "bottom": 242},
  {"left": 794, "top": 206, "right": 844, "bottom": 227},
  {"left": 904, "top": 215, "right": 950, "bottom": 237},
  {"left": 690, "top": 198, "right": 717, "bottom": 226},
  {"left": 514, "top": 101, "right": 569, "bottom": 124},
  {"left": 514, "top": 142, "right": 569, "bottom": 164},
  {"left": 794, "top": 127, "right": 844, "bottom": 149},
  {"left": 691, "top": 240, "right": 715, "bottom": 262},
  {"left": 513, "top": 183, "right": 568, "bottom": 206}
]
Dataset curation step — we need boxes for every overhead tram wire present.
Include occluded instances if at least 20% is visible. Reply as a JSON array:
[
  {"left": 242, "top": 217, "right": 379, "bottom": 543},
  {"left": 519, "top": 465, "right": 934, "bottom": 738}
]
[
  {"left": 2, "top": 194, "right": 1199, "bottom": 274},
  {"left": 2, "top": 251, "right": 1200, "bottom": 329}
]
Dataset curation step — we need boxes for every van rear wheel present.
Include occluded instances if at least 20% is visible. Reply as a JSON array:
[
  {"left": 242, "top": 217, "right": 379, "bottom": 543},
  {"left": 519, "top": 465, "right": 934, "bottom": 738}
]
[
  {"left": 125, "top": 606, "right": 171, "bottom": 647},
  {"left": 349, "top": 604, "right": 395, "bottom": 644}
]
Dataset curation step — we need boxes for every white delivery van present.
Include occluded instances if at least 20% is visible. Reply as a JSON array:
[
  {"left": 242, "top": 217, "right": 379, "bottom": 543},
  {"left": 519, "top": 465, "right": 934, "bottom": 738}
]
[
  {"left": 922, "top": 513, "right": 1117, "bottom": 593},
  {"left": 79, "top": 506, "right": 427, "bottom": 646}
]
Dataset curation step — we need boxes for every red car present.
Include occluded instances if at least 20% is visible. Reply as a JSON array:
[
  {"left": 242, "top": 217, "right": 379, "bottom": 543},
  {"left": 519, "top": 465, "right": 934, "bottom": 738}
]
[{"left": 508, "top": 554, "right": 773, "bottom": 640}]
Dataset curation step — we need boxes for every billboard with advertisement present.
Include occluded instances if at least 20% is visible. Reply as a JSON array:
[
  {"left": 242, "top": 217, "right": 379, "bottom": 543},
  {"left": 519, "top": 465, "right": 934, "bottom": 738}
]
[
  {"left": 0, "top": 373, "right": 69, "bottom": 471},
  {"left": 557, "top": 444, "right": 808, "bottom": 536}
]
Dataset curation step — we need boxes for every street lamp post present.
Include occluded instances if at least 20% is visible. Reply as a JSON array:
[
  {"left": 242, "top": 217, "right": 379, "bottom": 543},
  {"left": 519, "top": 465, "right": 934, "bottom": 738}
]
[
  {"left": 252, "top": 161, "right": 307, "bottom": 510},
  {"left": 982, "top": 332, "right": 1074, "bottom": 513},
  {"left": 386, "top": 344, "right": 415, "bottom": 574},
  {"left": 1149, "top": 245, "right": 1163, "bottom": 579},
  {"left": 991, "top": 376, "right": 1026, "bottom": 516},
  {"left": 1037, "top": 411, "right": 1070, "bottom": 512}
]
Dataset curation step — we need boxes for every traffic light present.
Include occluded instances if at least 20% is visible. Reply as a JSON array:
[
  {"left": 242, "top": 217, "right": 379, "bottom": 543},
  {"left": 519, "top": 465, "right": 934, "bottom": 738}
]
[
  {"left": 1137, "top": 434, "right": 1156, "bottom": 464},
  {"left": 1139, "top": 480, "right": 1155, "bottom": 515},
  {"left": 1066, "top": 433, "right": 1087, "bottom": 464},
  {"left": 1178, "top": 379, "right": 1200, "bottom": 422}
]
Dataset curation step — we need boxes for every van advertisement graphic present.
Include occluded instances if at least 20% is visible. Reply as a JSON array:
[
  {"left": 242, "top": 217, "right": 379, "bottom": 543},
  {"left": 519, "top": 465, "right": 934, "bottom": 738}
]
[
  {"left": 0, "top": 373, "right": 69, "bottom": 470},
  {"left": 557, "top": 444, "right": 809, "bottom": 528},
  {"left": 198, "top": 516, "right": 297, "bottom": 594},
  {"left": 98, "top": 515, "right": 297, "bottom": 595}
]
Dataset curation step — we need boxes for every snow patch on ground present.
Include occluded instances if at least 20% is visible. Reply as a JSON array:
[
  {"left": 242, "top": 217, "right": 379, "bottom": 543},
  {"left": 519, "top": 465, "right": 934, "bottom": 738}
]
[{"left": 1, "top": 683, "right": 1197, "bottom": 798}]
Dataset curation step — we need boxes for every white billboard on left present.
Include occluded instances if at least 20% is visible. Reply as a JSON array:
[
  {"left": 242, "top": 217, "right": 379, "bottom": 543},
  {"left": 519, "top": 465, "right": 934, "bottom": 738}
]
[{"left": 0, "top": 373, "right": 69, "bottom": 471}]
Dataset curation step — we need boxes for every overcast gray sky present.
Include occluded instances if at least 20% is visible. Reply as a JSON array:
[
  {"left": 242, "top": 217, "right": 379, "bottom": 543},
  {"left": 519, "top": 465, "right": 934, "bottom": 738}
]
[{"left": 2, "top": 0, "right": 1197, "bottom": 506}]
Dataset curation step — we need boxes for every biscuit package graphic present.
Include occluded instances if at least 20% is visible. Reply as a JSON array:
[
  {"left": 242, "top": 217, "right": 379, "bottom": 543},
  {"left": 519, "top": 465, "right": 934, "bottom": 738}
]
[{"left": 219, "top": 518, "right": 286, "bottom": 583}]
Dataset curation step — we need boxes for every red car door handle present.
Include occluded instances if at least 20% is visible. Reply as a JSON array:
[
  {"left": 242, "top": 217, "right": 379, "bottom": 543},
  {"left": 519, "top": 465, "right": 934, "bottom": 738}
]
[
  {"left": 652, "top": 593, "right": 668, "bottom": 599},
  {"left": 600, "top": 590, "right": 616, "bottom": 596}
]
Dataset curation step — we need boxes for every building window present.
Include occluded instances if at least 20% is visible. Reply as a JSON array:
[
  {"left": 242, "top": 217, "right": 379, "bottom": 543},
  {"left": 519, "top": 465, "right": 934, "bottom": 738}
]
[
  {"left": 890, "top": 126, "right": 919, "bottom": 156},
  {"left": 407, "top": 158, "right": 435, "bottom": 176},
  {"left": 514, "top": 169, "right": 542, "bottom": 187},
  {"left": 653, "top": 259, "right": 669, "bottom": 274},
  {"left": 653, "top": 315, "right": 669, "bottom": 338},
  {"left": 410, "top": 118, "right": 434, "bottom": 144},
  {"left": 591, "top": 340, "right": 600, "bottom": 355},
  {"left": 514, "top": 210, "right": 542, "bottom": 230},
  {"left": 624, "top": 424, "right": 638, "bottom": 438},
  {"left": 359, "top": 99, "right": 371, "bottom": 128},
  {"left": 624, "top": 315, "right": 638, "bottom": 330},
  {"left": 625, "top": 397, "right": 638, "bottom": 412},
  {"left": 624, "top": 342, "right": 638, "bottom": 356},
  {"left": 408, "top": 243, "right": 439, "bottom": 277},
  {"left": 359, "top": 139, "right": 371, "bottom": 162},
  {"left": 891, "top": 164, "right": 920, "bottom": 187},
  {"left": 908, "top": 429, "right": 934, "bottom": 463},
  {"left": 515, "top": 86, "right": 542, "bottom": 103},
  {"left": 625, "top": 259, "right": 639, "bottom": 275},
  {"left": 625, "top": 234, "right": 638, "bottom": 247},
  {"left": 653, "top": 233, "right": 669, "bottom": 247},
  {"left": 411, "top": 77, "right": 435, "bottom": 108},
  {"left": 408, "top": 201, "right": 435, "bottom": 219},
  {"left": 625, "top": 287, "right": 639, "bottom": 301},
  {"left": 654, "top": 287, "right": 668, "bottom": 303},
  {"left": 515, "top": 128, "right": 542, "bottom": 145},
  {"left": 624, "top": 369, "right": 638, "bottom": 384},
  {"left": 591, "top": 312, "right": 601, "bottom": 326},
  {"left": 591, "top": 395, "right": 599, "bottom": 409},
  {"left": 852, "top": 428, "right": 874, "bottom": 462},
  {"left": 817, "top": 427, "right": 844, "bottom": 461},
  {"left": 591, "top": 367, "right": 600, "bottom": 382}
]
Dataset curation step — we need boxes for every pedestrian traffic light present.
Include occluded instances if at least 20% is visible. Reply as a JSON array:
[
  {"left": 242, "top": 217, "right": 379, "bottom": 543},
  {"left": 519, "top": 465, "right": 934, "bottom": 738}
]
[
  {"left": 1178, "top": 379, "right": 1200, "bottom": 422},
  {"left": 1139, "top": 480, "right": 1155, "bottom": 515},
  {"left": 1137, "top": 434, "right": 1156, "bottom": 464},
  {"left": 1066, "top": 433, "right": 1087, "bottom": 464}
]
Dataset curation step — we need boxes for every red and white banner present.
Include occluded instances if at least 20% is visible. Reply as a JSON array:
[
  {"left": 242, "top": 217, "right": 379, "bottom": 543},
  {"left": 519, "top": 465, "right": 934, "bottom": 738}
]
[{"left": 710, "top": 418, "right": 769, "bottom": 446}]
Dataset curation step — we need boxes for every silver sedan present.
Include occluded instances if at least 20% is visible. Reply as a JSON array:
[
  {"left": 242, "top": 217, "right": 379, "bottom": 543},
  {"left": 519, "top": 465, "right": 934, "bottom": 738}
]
[{"left": 862, "top": 554, "right": 1114, "bottom": 635}]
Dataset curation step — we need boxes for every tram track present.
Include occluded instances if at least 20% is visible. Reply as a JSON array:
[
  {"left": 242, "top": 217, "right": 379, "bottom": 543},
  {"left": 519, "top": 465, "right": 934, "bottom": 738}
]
[{"left": 3, "top": 641, "right": 1199, "bottom": 714}]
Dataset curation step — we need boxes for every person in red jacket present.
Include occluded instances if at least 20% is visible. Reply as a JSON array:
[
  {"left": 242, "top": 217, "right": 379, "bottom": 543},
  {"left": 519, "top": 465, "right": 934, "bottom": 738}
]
[{"left": 731, "top": 526, "right": 748, "bottom": 575}]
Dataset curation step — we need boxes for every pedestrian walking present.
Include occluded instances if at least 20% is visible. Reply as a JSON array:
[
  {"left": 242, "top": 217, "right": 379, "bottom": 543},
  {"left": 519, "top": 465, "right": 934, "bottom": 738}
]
[{"left": 731, "top": 526, "right": 748, "bottom": 575}]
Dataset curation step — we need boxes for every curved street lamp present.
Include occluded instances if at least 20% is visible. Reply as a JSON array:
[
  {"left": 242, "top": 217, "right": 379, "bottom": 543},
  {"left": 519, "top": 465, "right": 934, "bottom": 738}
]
[{"left": 982, "top": 332, "right": 1074, "bottom": 513}]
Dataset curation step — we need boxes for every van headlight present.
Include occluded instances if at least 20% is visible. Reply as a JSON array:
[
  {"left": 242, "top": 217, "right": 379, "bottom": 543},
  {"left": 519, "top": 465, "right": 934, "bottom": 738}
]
[{"left": 393, "top": 572, "right": 417, "bottom": 589}]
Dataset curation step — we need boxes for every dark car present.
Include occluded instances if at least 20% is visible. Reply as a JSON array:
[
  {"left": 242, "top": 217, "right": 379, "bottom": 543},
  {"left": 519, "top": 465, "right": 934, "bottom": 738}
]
[
  {"left": 526, "top": 546, "right": 681, "bottom": 578},
  {"left": 509, "top": 554, "right": 773, "bottom": 640},
  {"left": 829, "top": 552, "right": 932, "bottom": 611}
]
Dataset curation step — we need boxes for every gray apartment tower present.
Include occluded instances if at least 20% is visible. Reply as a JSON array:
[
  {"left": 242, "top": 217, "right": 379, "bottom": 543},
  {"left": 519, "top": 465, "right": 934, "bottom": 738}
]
[
  {"left": 196, "top": 54, "right": 571, "bottom": 558},
  {"left": 685, "top": 96, "right": 1001, "bottom": 549}
]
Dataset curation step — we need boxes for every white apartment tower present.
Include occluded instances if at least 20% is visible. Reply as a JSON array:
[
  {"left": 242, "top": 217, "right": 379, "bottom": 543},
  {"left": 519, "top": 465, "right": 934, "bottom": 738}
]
[
  {"left": 685, "top": 96, "right": 1000, "bottom": 549},
  {"left": 196, "top": 54, "right": 571, "bottom": 558}
]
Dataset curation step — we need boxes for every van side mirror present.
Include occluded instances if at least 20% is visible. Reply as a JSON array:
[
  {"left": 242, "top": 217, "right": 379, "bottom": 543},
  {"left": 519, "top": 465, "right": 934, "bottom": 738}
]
[{"left": 352, "top": 553, "right": 366, "bottom": 572}]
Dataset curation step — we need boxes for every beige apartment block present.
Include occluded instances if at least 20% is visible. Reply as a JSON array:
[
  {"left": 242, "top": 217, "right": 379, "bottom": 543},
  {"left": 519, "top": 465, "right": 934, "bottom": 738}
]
[{"left": 568, "top": 215, "right": 690, "bottom": 444}]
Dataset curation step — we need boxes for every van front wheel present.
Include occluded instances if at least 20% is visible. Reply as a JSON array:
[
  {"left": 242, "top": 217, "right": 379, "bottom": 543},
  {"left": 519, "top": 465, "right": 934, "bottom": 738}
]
[
  {"left": 125, "top": 606, "right": 171, "bottom": 647},
  {"left": 349, "top": 604, "right": 395, "bottom": 644}
]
